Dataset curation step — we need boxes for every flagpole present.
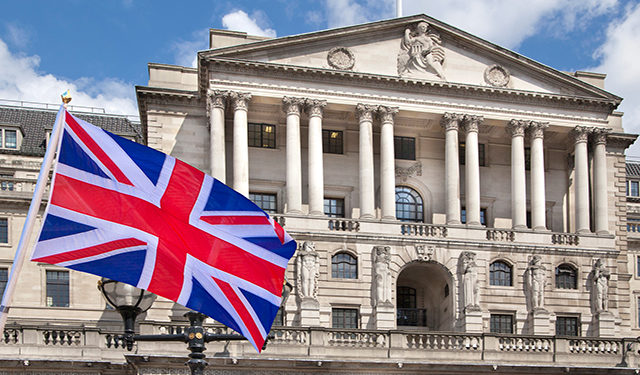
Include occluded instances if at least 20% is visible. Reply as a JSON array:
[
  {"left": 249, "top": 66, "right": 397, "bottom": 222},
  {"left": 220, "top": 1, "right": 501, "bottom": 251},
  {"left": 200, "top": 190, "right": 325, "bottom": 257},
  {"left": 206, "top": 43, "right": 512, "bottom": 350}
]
[{"left": 0, "top": 93, "right": 70, "bottom": 332}]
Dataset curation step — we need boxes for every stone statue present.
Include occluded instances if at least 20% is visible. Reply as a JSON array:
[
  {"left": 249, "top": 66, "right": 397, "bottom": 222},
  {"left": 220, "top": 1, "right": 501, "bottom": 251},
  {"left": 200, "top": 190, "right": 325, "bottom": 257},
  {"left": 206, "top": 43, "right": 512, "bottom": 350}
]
[
  {"left": 527, "top": 255, "right": 546, "bottom": 310},
  {"left": 592, "top": 259, "right": 610, "bottom": 312},
  {"left": 296, "top": 241, "right": 319, "bottom": 300},
  {"left": 397, "top": 21, "right": 446, "bottom": 80},
  {"left": 461, "top": 252, "right": 479, "bottom": 309},
  {"left": 373, "top": 246, "right": 392, "bottom": 306}
]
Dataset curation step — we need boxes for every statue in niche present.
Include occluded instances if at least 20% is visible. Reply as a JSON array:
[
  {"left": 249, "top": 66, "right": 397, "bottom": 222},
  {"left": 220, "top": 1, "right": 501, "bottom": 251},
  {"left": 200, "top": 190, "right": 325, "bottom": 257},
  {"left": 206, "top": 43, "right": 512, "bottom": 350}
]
[
  {"left": 373, "top": 246, "right": 393, "bottom": 306},
  {"left": 297, "top": 241, "right": 319, "bottom": 300},
  {"left": 592, "top": 259, "right": 610, "bottom": 312},
  {"left": 397, "top": 21, "right": 446, "bottom": 80},
  {"left": 461, "top": 252, "right": 479, "bottom": 309},
  {"left": 526, "top": 255, "right": 546, "bottom": 310}
]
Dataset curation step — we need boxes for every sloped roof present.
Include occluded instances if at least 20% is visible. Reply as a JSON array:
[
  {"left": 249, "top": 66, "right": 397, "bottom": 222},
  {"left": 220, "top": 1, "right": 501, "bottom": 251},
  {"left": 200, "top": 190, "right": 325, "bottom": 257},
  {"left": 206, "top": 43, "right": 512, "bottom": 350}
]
[{"left": 0, "top": 105, "right": 142, "bottom": 157}]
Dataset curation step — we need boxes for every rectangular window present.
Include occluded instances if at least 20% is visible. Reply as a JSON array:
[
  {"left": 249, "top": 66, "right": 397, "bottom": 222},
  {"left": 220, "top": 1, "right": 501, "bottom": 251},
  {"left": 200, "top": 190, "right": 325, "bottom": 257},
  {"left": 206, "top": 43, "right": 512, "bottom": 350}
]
[
  {"left": 394, "top": 136, "right": 416, "bottom": 160},
  {"left": 4, "top": 130, "right": 16, "bottom": 149},
  {"left": 556, "top": 316, "right": 579, "bottom": 336},
  {"left": 322, "top": 130, "right": 343, "bottom": 154},
  {"left": 46, "top": 270, "right": 69, "bottom": 307},
  {"left": 249, "top": 193, "right": 277, "bottom": 213},
  {"left": 332, "top": 308, "right": 359, "bottom": 329},
  {"left": 490, "top": 314, "right": 514, "bottom": 334},
  {"left": 459, "top": 143, "right": 486, "bottom": 166},
  {"left": 324, "top": 198, "right": 345, "bottom": 218},
  {"left": 0, "top": 268, "right": 7, "bottom": 301},
  {"left": 637, "top": 255, "right": 640, "bottom": 277},
  {"left": 629, "top": 181, "right": 640, "bottom": 197},
  {"left": 461, "top": 207, "right": 487, "bottom": 226},
  {"left": 628, "top": 218, "right": 640, "bottom": 232},
  {"left": 0, "top": 218, "right": 7, "bottom": 243},
  {"left": 248, "top": 123, "right": 276, "bottom": 148}
]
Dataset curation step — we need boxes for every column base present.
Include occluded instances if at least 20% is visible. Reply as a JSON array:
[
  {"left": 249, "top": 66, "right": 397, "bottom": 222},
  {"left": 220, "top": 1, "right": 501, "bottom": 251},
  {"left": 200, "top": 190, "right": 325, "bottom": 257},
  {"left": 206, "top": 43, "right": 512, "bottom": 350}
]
[
  {"left": 374, "top": 303, "right": 395, "bottom": 330},
  {"left": 359, "top": 214, "right": 375, "bottom": 219},
  {"left": 532, "top": 226, "right": 550, "bottom": 232},
  {"left": 466, "top": 223, "right": 484, "bottom": 228},
  {"left": 286, "top": 209, "right": 303, "bottom": 214},
  {"left": 447, "top": 219, "right": 461, "bottom": 225},
  {"left": 382, "top": 215, "right": 396, "bottom": 221},
  {"left": 531, "top": 308, "right": 551, "bottom": 335},
  {"left": 299, "top": 298, "right": 320, "bottom": 327},
  {"left": 596, "top": 230, "right": 610, "bottom": 236},
  {"left": 595, "top": 311, "right": 615, "bottom": 337},
  {"left": 309, "top": 211, "right": 325, "bottom": 217},
  {"left": 512, "top": 224, "right": 528, "bottom": 230},
  {"left": 576, "top": 228, "right": 591, "bottom": 234}
]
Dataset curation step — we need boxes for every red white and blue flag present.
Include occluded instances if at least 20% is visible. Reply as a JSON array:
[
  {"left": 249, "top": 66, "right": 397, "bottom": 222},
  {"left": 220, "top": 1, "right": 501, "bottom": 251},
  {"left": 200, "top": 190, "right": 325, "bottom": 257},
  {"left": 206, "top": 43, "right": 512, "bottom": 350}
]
[{"left": 30, "top": 108, "right": 296, "bottom": 351}]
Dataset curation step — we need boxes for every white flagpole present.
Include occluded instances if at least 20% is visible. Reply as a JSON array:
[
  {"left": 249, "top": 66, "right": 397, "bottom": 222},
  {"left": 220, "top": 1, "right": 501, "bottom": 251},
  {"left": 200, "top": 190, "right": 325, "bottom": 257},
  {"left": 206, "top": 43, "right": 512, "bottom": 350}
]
[{"left": 0, "top": 94, "right": 69, "bottom": 332}]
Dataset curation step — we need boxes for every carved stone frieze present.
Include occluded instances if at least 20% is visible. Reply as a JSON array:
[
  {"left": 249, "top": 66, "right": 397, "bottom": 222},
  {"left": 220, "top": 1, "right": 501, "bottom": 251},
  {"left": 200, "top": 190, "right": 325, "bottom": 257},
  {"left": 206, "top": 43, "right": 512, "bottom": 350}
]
[
  {"left": 571, "top": 126, "right": 591, "bottom": 144},
  {"left": 463, "top": 114, "right": 483, "bottom": 133},
  {"left": 305, "top": 99, "right": 327, "bottom": 118},
  {"left": 441, "top": 112, "right": 464, "bottom": 131},
  {"left": 228, "top": 91, "right": 252, "bottom": 111},
  {"left": 528, "top": 121, "right": 549, "bottom": 139},
  {"left": 356, "top": 103, "right": 376, "bottom": 122},
  {"left": 484, "top": 65, "right": 510, "bottom": 87},
  {"left": 507, "top": 119, "right": 527, "bottom": 137},
  {"left": 415, "top": 245, "right": 435, "bottom": 261},
  {"left": 327, "top": 47, "right": 355, "bottom": 70},
  {"left": 397, "top": 21, "right": 446, "bottom": 80},
  {"left": 377, "top": 106, "right": 399, "bottom": 124},
  {"left": 395, "top": 161, "right": 422, "bottom": 181},
  {"left": 282, "top": 96, "right": 305, "bottom": 116}
]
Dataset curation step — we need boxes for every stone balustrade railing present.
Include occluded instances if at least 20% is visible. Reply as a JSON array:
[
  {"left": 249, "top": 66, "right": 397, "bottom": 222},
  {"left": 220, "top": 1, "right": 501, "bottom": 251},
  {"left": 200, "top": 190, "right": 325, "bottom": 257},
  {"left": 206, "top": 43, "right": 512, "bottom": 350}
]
[
  {"left": 400, "top": 224, "right": 447, "bottom": 238},
  {"left": 328, "top": 219, "right": 360, "bottom": 231},
  {"left": 551, "top": 233, "right": 580, "bottom": 245},
  {"left": 486, "top": 229, "right": 515, "bottom": 242},
  {"left": 0, "top": 177, "right": 41, "bottom": 197}
]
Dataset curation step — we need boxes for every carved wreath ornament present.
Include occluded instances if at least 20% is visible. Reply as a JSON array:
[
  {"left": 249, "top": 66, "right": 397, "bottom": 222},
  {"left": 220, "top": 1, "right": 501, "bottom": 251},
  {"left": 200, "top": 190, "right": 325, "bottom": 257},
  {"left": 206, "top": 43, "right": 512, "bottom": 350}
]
[
  {"left": 484, "top": 65, "right": 510, "bottom": 87},
  {"left": 327, "top": 47, "right": 355, "bottom": 70}
]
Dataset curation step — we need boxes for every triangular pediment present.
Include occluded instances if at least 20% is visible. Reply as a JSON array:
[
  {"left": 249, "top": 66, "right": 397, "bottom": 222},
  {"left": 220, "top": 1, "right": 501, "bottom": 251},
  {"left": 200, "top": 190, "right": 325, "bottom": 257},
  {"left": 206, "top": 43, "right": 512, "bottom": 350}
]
[{"left": 201, "top": 15, "right": 619, "bottom": 102}]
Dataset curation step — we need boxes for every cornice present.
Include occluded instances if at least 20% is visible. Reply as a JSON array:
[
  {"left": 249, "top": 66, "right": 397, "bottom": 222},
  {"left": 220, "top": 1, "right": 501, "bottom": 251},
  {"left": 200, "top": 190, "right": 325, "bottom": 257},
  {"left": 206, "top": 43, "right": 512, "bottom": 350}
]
[
  {"left": 607, "top": 132, "right": 638, "bottom": 150},
  {"left": 200, "top": 58, "right": 619, "bottom": 114}
]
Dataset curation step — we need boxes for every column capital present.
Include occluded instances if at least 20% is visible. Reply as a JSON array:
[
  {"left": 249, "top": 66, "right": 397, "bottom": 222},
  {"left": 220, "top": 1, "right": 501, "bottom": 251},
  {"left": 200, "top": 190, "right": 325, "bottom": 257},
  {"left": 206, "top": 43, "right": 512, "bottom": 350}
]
[
  {"left": 592, "top": 128, "right": 611, "bottom": 145},
  {"left": 305, "top": 99, "right": 327, "bottom": 118},
  {"left": 356, "top": 103, "right": 376, "bottom": 122},
  {"left": 463, "top": 114, "right": 483, "bottom": 133},
  {"left": 571, "top": 126, "right": 591, "bottom": 144},
  {"left": 440, "top": 112, "right": 464, "bottom": 131},
  {"left": 507, "top": 119, "right": 527, "bottom": 137},
  {"left": 229, "top": 91, "right": 252, "bottom": 111},
  {"left": 377, "top": 106, "right": 399, "bottom": 124},
  {"left": 528, "top": 121, "right": 549, "bottom": 139},
  {"left": 206, "top": 89, "right": 227, "bottom": 112},
  {"left": 282, "top": 96, "right": 305, "bottom": 116}
]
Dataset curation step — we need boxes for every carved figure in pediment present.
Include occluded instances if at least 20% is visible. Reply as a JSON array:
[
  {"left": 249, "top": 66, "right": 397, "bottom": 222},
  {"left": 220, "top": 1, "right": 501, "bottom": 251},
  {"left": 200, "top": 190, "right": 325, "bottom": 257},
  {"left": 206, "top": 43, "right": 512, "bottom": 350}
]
[
  {"left": 297, "top": 241, "right": 319, "bottom": 300},
  {"left": 397, "top": 21, "right": 446, "bottom": 80}
]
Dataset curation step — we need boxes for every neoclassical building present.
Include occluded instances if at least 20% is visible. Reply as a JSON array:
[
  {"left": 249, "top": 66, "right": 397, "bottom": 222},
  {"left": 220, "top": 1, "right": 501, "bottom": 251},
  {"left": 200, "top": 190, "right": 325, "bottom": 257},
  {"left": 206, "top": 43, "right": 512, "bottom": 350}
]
[{"left": 1, "top": 14, "right": 640, "bottom": 375}]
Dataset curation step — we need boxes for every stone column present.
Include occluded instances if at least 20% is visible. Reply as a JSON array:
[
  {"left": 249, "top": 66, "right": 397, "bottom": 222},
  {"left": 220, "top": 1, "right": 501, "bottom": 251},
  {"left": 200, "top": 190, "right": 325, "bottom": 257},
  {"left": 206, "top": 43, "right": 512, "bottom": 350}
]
[
  {"left": 508, "top": 120, "right": 527, "bottom": 229},
  {"left": 206, "top": 90, "right": 227, "bottom": 182},
  {"left": 378, "top": 106, "right": 399, "bottom": 220},
  {"left": 356, "top": 104, "right": 377, "bottom": 219},
  {"left": 463, "top": 115, "right": 483, "bottom": 226},
  {"left": 593, "top": 128, "right": 610, "bottom": 235},
  {"left": 572, "top": 126, "right": 591, "bottom": 233},
  {"left": 441, "top": 113, "right": 463, "bottom": 225},
  {"left": 230, "top": 92, "right": 252, "bottom": 197},
  {"left": 529, "top": 121, "right": 548, "bottom": 231},
  {"left": 306, "top": 99, "right": 327, "bottom": 216},
  {"left": 283, "top": 97, "right": 305, "bottom": 214}
]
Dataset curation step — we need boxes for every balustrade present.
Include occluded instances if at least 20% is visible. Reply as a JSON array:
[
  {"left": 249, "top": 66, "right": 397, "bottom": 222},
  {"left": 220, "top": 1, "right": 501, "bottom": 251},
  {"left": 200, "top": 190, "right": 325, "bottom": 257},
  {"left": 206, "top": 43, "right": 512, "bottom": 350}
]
[
  {"left": 328, "top": 219, "right": 360, "bottom": 231},
  {"left": 568, "top": 339, "right": 620, "bottom": 354},
  {"left": 400, "top": 224, "right": 447, "bottom": 237},
  {"left": 42, "top": 329, "right": 82, "bottom": 346},
  {"left": 498, "top": 336, "right": 551, "bottom": 352},
  {"left": 405, "top": 333, "right": 481, "bottom": 350},
  {"left": 551, "top": 233, "right": 580, "bottom": 245},
  {"left": 486, "top": 229, "right": 515, "bottom": 242}
]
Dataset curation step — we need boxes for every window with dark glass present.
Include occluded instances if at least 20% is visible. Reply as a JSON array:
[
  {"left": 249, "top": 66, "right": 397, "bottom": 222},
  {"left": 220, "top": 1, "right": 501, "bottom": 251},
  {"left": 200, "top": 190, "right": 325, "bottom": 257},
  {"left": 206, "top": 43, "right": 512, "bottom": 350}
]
[
  {"left": 490, "top": 261, "right": 512, "bottom": 286},
  {"left": 556, "top": 316, "right": 579, "bottom": 336},
  {"left": 46, "top": 270, "right": 69, "bottom": 307},
  {"left": 396, "top": 286, "right": 426, "bottom": 326},
  {"left": 490, "top": 314, "right": 514, "bottom": 334},
  {"left": 249, "top": 193, "right": 277, "bottom": 213},
  {"left": 637, "top": 255, "right": 640, "bottom": 277},
  {"left": 0, "top": 268, "right": 7, "bottom": 301},
  {"left": 332, "top": 308, "right": 358, "bottom": 329},
  {"left": 332, "top": 253, "right": 357, "bottom": 279},
  {"left": 555, "top": 264, "right": 577, "bottom": 289},
  {"left": 396, "top": 186, "right": 423, "bottom": 222},
  {"left": 459, "top": 143, "right": 486, "bottom": 166},
  {"left": 629, "top": 180, "right": 640, "bottom": 197},
  {"left": 322, "top": 129, "right": 343, "bottom": 154},
  {"left": 0, "top": 218, "right": 7, "bottom": 243},
  {"left": 324, "top": 198, "right": 345, "bottom": 218},
  {"left": 461, "top": 207, "right": 487, "bottom": 226},
  {"left": 248, "top": 123, "right": 276, "bottom": 148},
  {"left": 0, "top": 129, "right": 17, "bottom": 150},
  {"left": 394, "top": 136, "right": 415, "bottom": 160},
  {"left": 524, "top": 147, "right": 531, "bottom": 170}
]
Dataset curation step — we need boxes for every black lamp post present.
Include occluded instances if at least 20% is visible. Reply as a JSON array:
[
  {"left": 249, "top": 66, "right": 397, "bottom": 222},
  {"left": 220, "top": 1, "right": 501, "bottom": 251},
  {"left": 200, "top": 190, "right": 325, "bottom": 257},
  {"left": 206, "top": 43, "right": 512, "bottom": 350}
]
[{"left": 98, "top": 278, "right": 292, "bottom": 375}]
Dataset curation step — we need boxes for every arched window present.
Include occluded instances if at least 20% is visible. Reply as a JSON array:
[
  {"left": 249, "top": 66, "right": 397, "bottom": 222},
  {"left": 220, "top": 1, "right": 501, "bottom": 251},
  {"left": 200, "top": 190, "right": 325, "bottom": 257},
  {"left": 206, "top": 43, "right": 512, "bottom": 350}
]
[
  {"left": 331, "top": 253, "right": 357, "bottom": 279},
  {"left": 556, "top": 264, "right": 577, "bottom": 289},
  {"left": 396, "top": 186, "right": 423, "bottom": 222},
  {"left": 490, "top": 260, "right": 512, "bottom": 286}
]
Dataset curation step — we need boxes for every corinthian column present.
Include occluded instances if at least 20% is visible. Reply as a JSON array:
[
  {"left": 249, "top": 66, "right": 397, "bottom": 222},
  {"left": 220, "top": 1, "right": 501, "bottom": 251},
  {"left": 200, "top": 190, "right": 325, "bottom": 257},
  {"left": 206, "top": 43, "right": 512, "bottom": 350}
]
[
  {"left": 508, "top": 120, "right": 527, "bottom": 229},
  {"left": 378, "top": 106, "right": 399, "bottom": 220},
  {"left": 441, "top": 113, "right": 463, "bottom": 224},
  {"left": 357, "top": 104, "right": 376, "bottom": 219},
  {"left": 572, "top": 126, "right": 591, "bottom": 233},
  {"left": 206, "top": 89, "right": 227, "bottom": 183},
  {"left": 529, "top": 121, "right": 548, "bottom": 231},
  {"left": 463, "top": 115, "right": 483, "bottom": 226},
  {"left": 306, "top": 99, "right": 327, "bottom": 216},
  {"left": 230, "top": 91, "right": 251, "bottom": 197},
  {"left": 593, "top": 128, "right": 610, "bottom": 234},
  {"left": 283, "top": 97, "right": 305, "bottom": 214}
]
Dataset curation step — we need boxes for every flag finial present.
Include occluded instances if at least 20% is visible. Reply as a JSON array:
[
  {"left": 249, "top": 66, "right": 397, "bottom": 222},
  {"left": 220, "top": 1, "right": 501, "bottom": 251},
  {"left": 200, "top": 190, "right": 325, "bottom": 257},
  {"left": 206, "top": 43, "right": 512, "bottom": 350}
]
[{"left": 61, "top": 90, "right": 72, "bottom": 107}]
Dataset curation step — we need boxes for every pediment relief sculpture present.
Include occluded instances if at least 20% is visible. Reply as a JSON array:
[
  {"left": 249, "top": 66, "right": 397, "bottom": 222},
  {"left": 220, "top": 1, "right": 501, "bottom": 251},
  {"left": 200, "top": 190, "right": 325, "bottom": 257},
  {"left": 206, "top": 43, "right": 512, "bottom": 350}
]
[
  {"left": 397, "top": 21, "right": 446, "bottom": 81},
  {"left": 327, "top": 47, "right": 355, "bottom": 70}
]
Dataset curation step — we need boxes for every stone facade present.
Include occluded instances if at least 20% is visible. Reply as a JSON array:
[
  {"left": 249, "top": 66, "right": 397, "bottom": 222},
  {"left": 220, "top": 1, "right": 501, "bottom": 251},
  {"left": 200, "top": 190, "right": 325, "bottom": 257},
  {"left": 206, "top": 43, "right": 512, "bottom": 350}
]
[{"left": 0, "top": 13, "right": 639, "bottom": 375}]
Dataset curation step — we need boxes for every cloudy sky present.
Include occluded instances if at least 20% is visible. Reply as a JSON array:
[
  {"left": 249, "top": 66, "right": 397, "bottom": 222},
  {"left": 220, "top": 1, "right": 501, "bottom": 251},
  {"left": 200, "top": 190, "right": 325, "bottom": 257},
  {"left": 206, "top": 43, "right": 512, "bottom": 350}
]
[{"left": 2, "top": 0, "right": 640, "bottom": 154}]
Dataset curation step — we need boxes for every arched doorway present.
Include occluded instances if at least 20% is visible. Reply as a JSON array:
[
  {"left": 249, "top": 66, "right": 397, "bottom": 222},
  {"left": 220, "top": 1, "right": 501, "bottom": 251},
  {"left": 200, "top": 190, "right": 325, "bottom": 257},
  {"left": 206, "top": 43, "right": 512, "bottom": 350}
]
[{"left": 396, "top": 261, "right": 454, "bottom": 331}]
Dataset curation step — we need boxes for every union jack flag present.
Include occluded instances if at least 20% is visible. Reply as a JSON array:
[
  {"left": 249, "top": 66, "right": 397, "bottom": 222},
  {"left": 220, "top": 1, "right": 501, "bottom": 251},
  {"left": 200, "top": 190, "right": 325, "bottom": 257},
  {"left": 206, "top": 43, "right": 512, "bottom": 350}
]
[{"left": 31, "top": 108, "right": 296, "bottom": 351}]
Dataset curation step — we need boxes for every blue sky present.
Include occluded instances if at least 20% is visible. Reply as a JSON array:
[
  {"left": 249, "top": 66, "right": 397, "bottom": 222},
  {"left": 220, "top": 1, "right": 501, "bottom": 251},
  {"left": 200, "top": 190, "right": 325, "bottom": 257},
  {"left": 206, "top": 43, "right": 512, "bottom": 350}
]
[{"left": 2, "top": 0, "right": 640, "bottom": 153}]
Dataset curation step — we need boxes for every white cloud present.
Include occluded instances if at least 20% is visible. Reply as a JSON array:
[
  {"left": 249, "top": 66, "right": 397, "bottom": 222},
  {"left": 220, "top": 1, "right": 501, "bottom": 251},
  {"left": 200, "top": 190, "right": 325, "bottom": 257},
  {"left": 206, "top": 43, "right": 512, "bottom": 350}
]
[
  {"left": 0, "top": 38, "right": 137, "bottom": 116},
  {"left": 587, "top": 3, "right": 640, "bottom": 156},
  {"left": 171, "top": 29, "right": 208, "bottom": 68},
  {"left": 221, "top": 10, "right": 277, "bottom": 37},
  {"left": 4, "top": 23, "right": 31, "bottom": 50},
  {"left": 324, "top": 0, "right": 394, "bottom": 28}
]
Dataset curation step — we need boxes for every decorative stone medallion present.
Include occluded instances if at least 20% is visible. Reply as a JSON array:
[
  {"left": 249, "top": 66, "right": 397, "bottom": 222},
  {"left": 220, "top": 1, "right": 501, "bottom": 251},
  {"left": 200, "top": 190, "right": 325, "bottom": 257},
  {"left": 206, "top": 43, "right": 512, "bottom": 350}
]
[
  {"left": 484, "top": 64, "right": 510, "bottom": 87},
  {"left": 327, "top": 47, "right": 355, "bottom": 70}
]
